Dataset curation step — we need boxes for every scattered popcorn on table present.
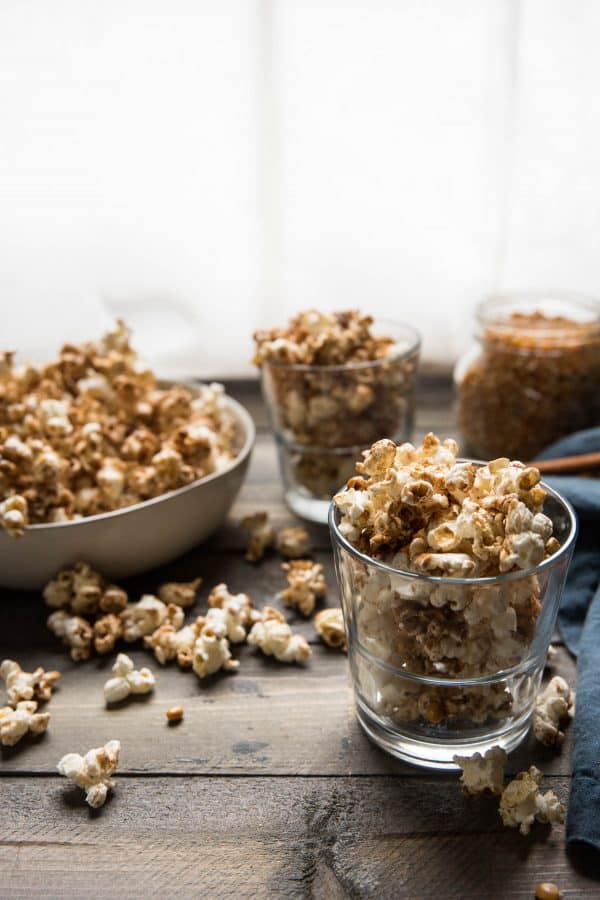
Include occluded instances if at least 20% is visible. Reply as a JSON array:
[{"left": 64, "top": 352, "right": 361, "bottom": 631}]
[
  {"left": 333, "top": 433, "right": 559, "bottom": 728},
  {"left": 57, "top": 739, "right": 121, "bottom": 808},
  {"left": 144, "top": 618, "right": 204, "bottom": 668},
  {"left": 453, "top": 746, "right": 507, "bottom": 796},
  {"left": 93, "top": 613, "right": 124, "bottom": 655},
  {"left": 247, "top": 607, "right": 311, "bottom": 664},
  {"left": 157, "top": 576, "right": 203, "bottom": 608},
  {"left": 47, "top": 611, "right": 93, "bottom": 661},
  {"left": 240, "top": 512, "right": 275, "bottom": 562},
  {"left": 281, "top": 560, "right": 327, "bottom": 617},
  {"left": 0, "top": 700, "right": 50, "bottom": 746},
  {"left": 313, "top": 608, "right": 347, "bottom": 651},
  {"left": 120, "top": 595, "right": 184, "bottom": 642},
  {"left": 207, "top": 583, "right": 259, "bottom": 643},
  {"left": 103, "top": 653, "right": 156, "bottom": 704},
  {"left": 533, "top": 676, "right": 575, "bottom": 748},
  {"left": 43, "top": 562, "right": 128, "bottom": 615},
  {"left": 276, "top": 525, "right": 311, "bottom": 559},
  {"left": 0, "top": 659, "right": 60, "bottom": 706},
  {"left": 499, "top": 766, "right": 564, "bottom": 835},
  {"left": 192, "top": 625, "right": 239, "bottom": 679},
  {"left": 0, "top": 322, "right": 239, "bottom": 536}
]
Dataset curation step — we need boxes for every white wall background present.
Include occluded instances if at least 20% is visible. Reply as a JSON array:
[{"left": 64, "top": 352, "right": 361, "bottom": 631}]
[{"left": 1, "top": 0, "right": 599, "bottom": 377}]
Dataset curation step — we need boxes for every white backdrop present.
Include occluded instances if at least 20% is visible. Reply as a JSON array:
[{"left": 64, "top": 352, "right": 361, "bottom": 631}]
[{"left": 1, "top": 0, "right": 599, "bottom": 377}]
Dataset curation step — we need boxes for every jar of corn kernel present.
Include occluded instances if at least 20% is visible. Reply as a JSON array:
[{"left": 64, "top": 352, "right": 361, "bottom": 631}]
[{"left": 455, "top": 293, "right": 600, "bottom": 460}]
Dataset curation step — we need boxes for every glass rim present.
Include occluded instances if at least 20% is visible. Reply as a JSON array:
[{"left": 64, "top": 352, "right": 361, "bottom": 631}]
[
  {"left": 477, "top": 291, "right": 600, "bottom": 334},
  {"left": 259, "top": 318, "right": 421, "bottom": 372},
  {"left": 328, "top": 468, "right": 578, "bottom": 587}
]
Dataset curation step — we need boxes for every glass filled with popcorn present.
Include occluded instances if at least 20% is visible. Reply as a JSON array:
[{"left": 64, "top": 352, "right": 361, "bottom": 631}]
[
  {"left": 329, "top": 434, "right": 577, "bottom": 769},
  {"left": 253, "top": 310, "right": 420, "bottom": 523}
]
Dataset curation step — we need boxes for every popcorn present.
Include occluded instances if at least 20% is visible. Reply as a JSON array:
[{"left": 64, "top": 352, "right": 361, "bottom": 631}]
[
  {"left": 247, "top": 607, "right": 311, "bottom": 664},
  {"left": 0, "top": 659, "right": 61, "bottom": 706},
  {"left": 313, "top": 608, "right": 347, "bottom": 651},
  {"left": 0, "top": 700, "right": 51, "bottom": 746},
  {"left": 192, "top": 625, "right": 239, "bottom": 679},
  {"left": 57, "top": 739, "right": 121, "bottom": 808},
  {"left": 0, "top": 324, "right": 239, "bottom": 535},
  {"left": 120, "top": 595, "right": 184, "bottom": 643},
  {"left": 253, "top": 309, "right": 419, "bottom": 500},
  {"left": 533, "top": 676, "right": 575, "bottom": 748},
  {"left": 144, "top": 618, "right": 205, "bottom": 668},
  {"left": 281, "top": 560, "right": 327, "bottom": 617},
  {"left": 453, "top": 746, "right": 507, "bottom": 796},
  {"left": 240, "top": 512, "right": 275, "bottom": 562},
  {"left": 499, "top": 766, "right": 564, "bottom": 835},
  {"left": 103, "top": 653, "right": 155, "bottom": 704},
  {"left": 43, "top": 562, "right": 128, "bottom": 616},
  {"left": 47, "top": 611, "right": 93, "bottom": 661},
  {"left": 157, "top": 576, "right": 202, "bottom": 608},
  {"left": 93, "top": 614, "right": 124, "bottom": 654},
  {"left": 332, "top": 434, "right": 559, "bottom": 728},
  {"left": 206, "top": 583, "right": 259, "bottom": 643},
  {"left": 276, "top": 525, "right": 311, "bottom": 559}
]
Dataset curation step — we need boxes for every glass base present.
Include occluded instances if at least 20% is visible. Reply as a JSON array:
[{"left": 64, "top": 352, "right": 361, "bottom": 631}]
[
  {"left": 356, "top": 700, "right": 531, "bottom": 771},
  {"left": 284, "top": 488, "right": 331, "bottom": 524}
]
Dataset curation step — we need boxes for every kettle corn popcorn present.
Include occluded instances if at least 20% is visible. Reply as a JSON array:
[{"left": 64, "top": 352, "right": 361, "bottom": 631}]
[
  {"left": 254, "top": 310, "right": 419, "bottom": 499},
  {"left": 333, "top": 433, "right": 560, "bottom": 729},
  {"left": 103, "top": 653, "right": 156, "bottom": 704},
  {"left": 276, "top": 525, "right": 311, "bottom": 559},
  {"left": 281, "top": 560, "right": 327, "bottom": 617},
  {"left": 453, "top": 746, "right": 507, "bottom": 796},
  {"left": 57, "top": 739, "right": 121, "bottom": 808},
  {"left": 247, "top": 606, "right": 311, "bottom": 664},
  {"left": 240, "top": 512, "right": 276, "bottom": 562},
  {"left": 499, "top": 766, "right": 564, "bottom": 835},
  {"left": 0, "top": 659, "right": 60, "bottom": 706},
  {"left": 313, "top": 608, "right": 347, "bottom": 652},
  {"left": 533, "top": 676, "right": 575, "bottom": 748},
  {"left": 0, "top": 322, "right": 239, "bottom": 536},
  {"left": 0, "top": 700, "right": 50, "bottom": 746}
]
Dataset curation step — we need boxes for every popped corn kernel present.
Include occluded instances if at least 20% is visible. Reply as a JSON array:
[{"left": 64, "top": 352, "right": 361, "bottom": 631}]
[
  {"left": 313, "top": 608, "right": 347, "bottom": 651},
  {"left": 157, "top": 576, "right": 202, "bottom": 608},
  {"left": 276, "top": 525, "right": 311, "bottom": 559},
  {"left": 534, "top": 676, "right": 575, "bottom": 748},
  {"left": 207, "top": 583, "right": 259, "bottom": 643},
  {"left": 247, "top": 606, "right": 311, "bottom": 664},
  {"left": 0, "top": 494, "right": 28, "bottom": 536},
  {"left": 144, "top": 617, "right": 205, "bottom": 668},
  {"left": 93, "top": 614, "right": 124, "bottom": 655},
  {"left": 57, "top": 739, "right": 121, "bottom": 808},
  {"left": 499, "top": 766, "right": 564, "bottom": 835},
  {"left": 240, "top": 511, "right": 276, "bottom": 562},
  {"left": 0, "top": 700, "right": 50, "bottom": 746},
  {"left": 453, "top": 746, "right": 507, "bottom": 796},
  {"left": 120, "top": 595, "right": 184, "bottom": 642},
  {"left": 103, "top": 653, "right": 155, "bottom": 704},
  {"left": 191, "top": 625, "right": 239, "bottom": 679},
  {"left": 0, "top": 659, "right": 60, "bottom": 706},
  {"left": 47, "top": 611, "right": 93, "bottom": 662},
  {"left": 281, "top": 559, "right": 327, "bottom": 617}
]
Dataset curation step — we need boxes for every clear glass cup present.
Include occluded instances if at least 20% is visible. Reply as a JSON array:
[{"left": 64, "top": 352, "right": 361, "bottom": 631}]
[
  {"left": 329, "top": 477, "right": 577, "bottom": 770},
  {"left": 259, "top": 321, "right": 421, "bottom": 523}
]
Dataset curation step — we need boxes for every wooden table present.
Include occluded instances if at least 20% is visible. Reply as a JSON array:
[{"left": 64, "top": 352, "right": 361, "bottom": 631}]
[{"left": 1, "top": 378, "right": 598, "bottom": 899}]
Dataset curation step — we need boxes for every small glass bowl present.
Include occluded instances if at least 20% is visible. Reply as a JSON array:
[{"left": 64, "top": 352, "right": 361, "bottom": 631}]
[
  {"left": 259, "top": 320, "right": 420, "bottom": 523},
  {"left": 329, "top": 478, "right": 577, "bottom": 770}
]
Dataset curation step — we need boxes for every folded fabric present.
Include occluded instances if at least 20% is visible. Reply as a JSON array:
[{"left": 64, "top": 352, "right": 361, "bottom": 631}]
[{"left": 536, "top": 427, "right": 600, "bottom": 851}]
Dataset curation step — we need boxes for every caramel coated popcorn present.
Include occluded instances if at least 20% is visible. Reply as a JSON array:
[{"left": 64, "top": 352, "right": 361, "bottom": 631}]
[
  {"left": 254, "top": 310, "right": 418, "bottom": 499},
  {"left": 0, "top": 659, "right": 60, "bottom": 706},
  {"left": 0, "top": 700, "right": 50, "bottom": 746},
  {"left": 240, "top": 512, "right": 275, "bottom": 562},
  {"left": 0, "top": 322, "right": 239, "bottom": 535},
  {"left": 281, "top": 560, "right": 327, "bottom": 617},
  {"left": 276, "top": 525, "right": 310, "bottom": 559},
  {"left": 43, "top": 562, "right": 128, "bottom": 615},
  {"left": 333, "top": 433, "right": 559, "bottom": 728},
  {"left": 457, "top": 310, "right": 600, "bottom": 459},
  {"left": 313, "top": 608, "right": 346, "bottom": 651},
  {"left": 157, "top": 577, "right": 202, "bottom": 608}
]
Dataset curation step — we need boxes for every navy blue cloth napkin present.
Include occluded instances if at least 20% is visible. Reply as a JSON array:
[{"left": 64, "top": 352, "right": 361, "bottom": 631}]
[{"left": 536, "top": 428, "right": 600, "bottom": 851}]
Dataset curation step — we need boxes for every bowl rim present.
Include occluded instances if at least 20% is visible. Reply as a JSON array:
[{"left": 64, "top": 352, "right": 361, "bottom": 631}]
[
  {"left": 9, "top": 391, "right": 255, "bottom": 534},
  {"left": 328, "top": 464, "right": 578, "bottom": 586}
]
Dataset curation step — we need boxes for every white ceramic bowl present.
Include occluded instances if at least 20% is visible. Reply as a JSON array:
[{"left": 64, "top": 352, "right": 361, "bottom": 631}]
[{"left": 0, "top": 393, "right": 255, "bottom": 590}]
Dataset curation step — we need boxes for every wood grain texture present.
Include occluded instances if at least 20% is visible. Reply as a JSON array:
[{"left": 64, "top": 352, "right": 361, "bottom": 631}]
[
  {"left": 0, "top": 777, "right": 597, "bottom": 900},
  {"left": 0, "top": 377, "right": 595, "bottom": 898}
]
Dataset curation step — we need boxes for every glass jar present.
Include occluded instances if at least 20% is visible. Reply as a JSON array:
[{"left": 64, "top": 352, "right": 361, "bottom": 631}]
[
  {"left": 329, "top": 476, "right": 577, "bottom": 770},
  {"left": 260, "top": 321, "right": 420, "bottom": 523},
  {"left": 455, "top": 293, "right": 600, "bottom": 460}
]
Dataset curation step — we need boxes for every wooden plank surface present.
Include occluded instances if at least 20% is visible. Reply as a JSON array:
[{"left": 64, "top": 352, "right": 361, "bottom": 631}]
[{"left": 1, "top": 377, "right": 598, "bottom": 898}]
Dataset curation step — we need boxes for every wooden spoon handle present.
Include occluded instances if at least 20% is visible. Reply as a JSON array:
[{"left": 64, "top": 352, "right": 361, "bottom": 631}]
[{"left": 532, "top": 450, "right": 600, "bottom": 475}]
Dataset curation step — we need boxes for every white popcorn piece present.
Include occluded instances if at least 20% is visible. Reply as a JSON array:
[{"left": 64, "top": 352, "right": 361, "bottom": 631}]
[
  {"left": 313, "top": 608, "right": 347, "bottom": 651},
  {"left": 240, "top": 511, "right": 276, "bottom": 562},
  {"left": 144, "top": 619, "right": 204, "bottom": 668},
  {"left": 0, "top": 659, "right": 61, "bottom": 706},
  {"left": 120, "top": 595, "right": 184, "bottom": 642},
  {"left": 103, "top": 653, "right": 156, "bottom": 704},
  {"left": 453, "top": 746, "right": 507, "bottom": 796},
  {"left": 276, "top": 525, "right": 311, "bottom": 559},
  {"left": 47, "top": 611, "right": 94, "bottom": 662},
  {"left": 0, "top": 700, "right": 50, "bottom": 746},
  {"left": 281, "top": 560, "right": 327, "bottom": 617},
  {"left": 499, "top": 766, "right": 565, "bottom": 835},
  {"left": 57, "top": 740, "right": 121, "bottom": 808},
  {"left": 191, "top": 626, "right": 239, "bottom": 679},
  {"left": 0, "top": 494, "right": 28, "bottom": 537},
  {"left": 157, "top": 576, "right": 203, "bottom": 608},
  {"left": 206, "top": 583, "right": 259, "bottom": 643},
  {"left": 247, "top": 607, "right": 311, "bottom": 664},
  {"left": 534, "top": 676, "right": 575, "bottom": 748}
]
